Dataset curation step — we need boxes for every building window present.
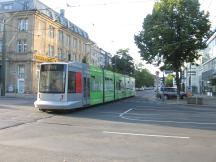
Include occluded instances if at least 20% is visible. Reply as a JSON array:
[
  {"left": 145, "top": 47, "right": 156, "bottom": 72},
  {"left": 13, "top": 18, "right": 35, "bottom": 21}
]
[
  {"left": 0, "top": 40, "right": 2, "bottom": 53},
  {"left": 66, "top": 51, "right": 71, "bottom": 61},
  {"left": 68, "top": 54, "right": 71, "bottom": 61},
  {"left": 23, "top": 1, "right": 29, "bottom": 10},
  {"left": 18, "top": 64, "right": 25, "bottom": 78},
  {"left": 48, "top": 25, "right": 55, "bottom": 38},
  {"left": 3, "top": 4, "right": 13, "bottom": 10},
  {"left": 58, "top": 30, "right": 64, "bottom": 43},
  {"left": 17, "top": 40, "right": 27, "bottom": 53},
  {"left": 66, "top": 35, "right": 70, "bottom": 48},
  {"left": 48, "top": 45, "right": 54, "bottom": 57},
  {"left": 73, "top": 37, "right": 77, "bottom": 49},
  {"left": 58, "top": 48, "right": 64, "bottom": 59},
  {"left": 18, "top": 18, "right": 28, "bottom": 31},
  {"left": 79, "top": 40, "right": 82, "bottom": 51}
]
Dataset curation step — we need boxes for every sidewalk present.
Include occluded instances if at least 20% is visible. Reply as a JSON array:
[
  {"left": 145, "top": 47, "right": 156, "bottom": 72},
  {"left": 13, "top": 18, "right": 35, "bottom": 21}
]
[
  {"left": 0, "top": 93, "right": 37, "bottom": 99},
  {"left": 136, "top": 90, "right": 216, "bottom": 107},
  {"left": 156, "top": 95, "right": 216, "bottom": 108}
]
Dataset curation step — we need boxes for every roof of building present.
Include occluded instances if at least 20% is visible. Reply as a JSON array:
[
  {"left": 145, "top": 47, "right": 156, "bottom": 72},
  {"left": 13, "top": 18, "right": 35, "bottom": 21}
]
[{"left": 0, "top": 0, "right": 89, "bottom": 39}]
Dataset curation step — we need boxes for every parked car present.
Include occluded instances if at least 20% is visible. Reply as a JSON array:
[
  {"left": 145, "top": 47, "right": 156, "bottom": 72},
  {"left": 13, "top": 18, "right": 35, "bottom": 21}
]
[
  {"left": 136, "top": 87, "right": 144, "bottom": 91},
  {"left": 144, "top": 87, "right": 154, "bottom": 90},
  {"left": 158, "top": 87, "right": 187, "bottom": 99}
]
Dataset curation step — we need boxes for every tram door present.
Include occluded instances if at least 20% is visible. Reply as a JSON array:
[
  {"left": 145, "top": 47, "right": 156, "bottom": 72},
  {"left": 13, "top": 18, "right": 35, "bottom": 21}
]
[{"left": 83, "top": 75, "right": 90, "bottom": 106}]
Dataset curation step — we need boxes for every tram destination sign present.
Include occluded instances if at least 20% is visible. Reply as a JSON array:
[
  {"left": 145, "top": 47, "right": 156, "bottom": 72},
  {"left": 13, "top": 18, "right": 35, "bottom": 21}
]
[{"left": 41, "top": 64, "right": 64, "bottom": 71}]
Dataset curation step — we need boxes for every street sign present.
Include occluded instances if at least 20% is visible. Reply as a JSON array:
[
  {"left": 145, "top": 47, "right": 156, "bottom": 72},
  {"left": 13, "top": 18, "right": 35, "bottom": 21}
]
[
  {"left": 164, "top": 70, "right": 173, "bottom": 74},
  {"left": 187, "top": 71, "right": 196, "bottom": 75}
]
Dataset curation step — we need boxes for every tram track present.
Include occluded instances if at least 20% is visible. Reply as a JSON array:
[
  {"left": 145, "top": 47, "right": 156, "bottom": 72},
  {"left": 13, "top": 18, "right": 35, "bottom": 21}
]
[{"left": 0, "top": 115, "right": 55, "bottom": 131}]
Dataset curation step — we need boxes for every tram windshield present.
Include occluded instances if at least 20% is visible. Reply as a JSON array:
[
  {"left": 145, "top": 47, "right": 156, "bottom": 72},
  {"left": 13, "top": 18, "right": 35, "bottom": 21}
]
[{"left": 39, "top": 64, "right": 66, "bottom": 93}]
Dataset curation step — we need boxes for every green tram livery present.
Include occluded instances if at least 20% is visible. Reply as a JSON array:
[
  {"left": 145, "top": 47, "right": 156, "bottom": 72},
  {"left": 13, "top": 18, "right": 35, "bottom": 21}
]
[{"left": 34, "top": 62, "right": 135, "bottom": 110}]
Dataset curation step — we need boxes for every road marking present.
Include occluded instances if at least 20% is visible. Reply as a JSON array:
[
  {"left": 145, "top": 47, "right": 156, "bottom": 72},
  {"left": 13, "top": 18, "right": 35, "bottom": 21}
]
[
  {"left": 121, "top": 116, "right": 216, "bottom": 125},
  {"left": 135, "top": 105, "right": 165, "bottom": 108},
  {"left": 119, "top": 108, "right": 133, "bottom": 117},
  {"left": 119, "top": 107, "right": 216, "bottom": 125},
  {"left": 103, "top": 131, "right": 190, "bottom": 139}
]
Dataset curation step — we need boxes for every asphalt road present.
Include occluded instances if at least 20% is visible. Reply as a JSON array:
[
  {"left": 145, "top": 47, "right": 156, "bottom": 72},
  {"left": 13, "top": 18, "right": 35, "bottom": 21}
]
[{"left": 0, "top": 91, "right": 216, "bottom": 162}]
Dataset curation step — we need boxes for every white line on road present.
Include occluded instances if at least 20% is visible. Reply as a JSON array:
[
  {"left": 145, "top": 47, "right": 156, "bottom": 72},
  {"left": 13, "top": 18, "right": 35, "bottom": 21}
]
[
  {"left": 121, "top": 116, "right": 216, "bottom": 125},
  {"left": 119, "top": 108, "right": 133, "bottom": 117},
  {"left": 119, "top": 107, "right": 216, "bottom": 126},
  {"left": 103, "top": 131, "right": 190, "bottom": 139},
  {"left": 135, "top": 105, "right": 165, "bottom": 109}
]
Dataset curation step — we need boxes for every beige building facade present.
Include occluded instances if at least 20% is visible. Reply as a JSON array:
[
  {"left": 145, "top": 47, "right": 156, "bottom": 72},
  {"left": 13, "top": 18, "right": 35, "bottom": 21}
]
[{"left": 0, "top": 0, "right": 97, "bottom": 93}]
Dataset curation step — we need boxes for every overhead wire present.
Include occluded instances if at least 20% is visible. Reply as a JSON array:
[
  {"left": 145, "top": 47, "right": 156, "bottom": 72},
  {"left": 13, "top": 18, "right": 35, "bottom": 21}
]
[{"left": 66, "top": 0, "right": 152, "bottom": 8}]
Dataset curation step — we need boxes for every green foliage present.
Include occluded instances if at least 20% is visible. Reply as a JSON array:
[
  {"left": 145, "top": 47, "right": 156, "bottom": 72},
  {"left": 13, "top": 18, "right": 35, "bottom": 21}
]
[
  {"left": 134, "top": 0, "right": 211, "bottom": 95},
  {"left": 111, "top": 48, "right": 135, "bottom": 76},
  {"left": 105, "top": 64, "right": 113, "bottom": 71},
  {"left": 135, "top": 69, "right": 154, "bottom": 88},
  {"left": 165, "top": 74, "right": 174, "bottom": 87}
]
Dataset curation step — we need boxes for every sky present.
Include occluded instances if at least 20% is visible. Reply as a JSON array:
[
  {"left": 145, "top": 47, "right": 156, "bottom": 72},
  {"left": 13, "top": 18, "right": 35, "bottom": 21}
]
[{"left": 41, "top": 0, "right": 216, "bottom": 75}]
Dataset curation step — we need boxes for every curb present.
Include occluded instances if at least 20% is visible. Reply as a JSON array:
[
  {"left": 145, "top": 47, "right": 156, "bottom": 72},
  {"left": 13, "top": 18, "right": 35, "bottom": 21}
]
[
  {"left": 157, "top": 99, "right": 216, "bottom": 108},
  {"left": 144, "top": 95, "right": 216, "bottom": 108}
]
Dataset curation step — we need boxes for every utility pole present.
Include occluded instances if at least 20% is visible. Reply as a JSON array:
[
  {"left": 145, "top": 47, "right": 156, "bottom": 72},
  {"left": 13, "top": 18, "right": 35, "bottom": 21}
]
[
  {"left": 162, "top": 71, "right": 165, "bottom": 102},
  {"left": 189, "top": 63, "right": 192, "bottom": 95},
  {"left": 1, "top": 19, "right": 6, "bottom": 96}
]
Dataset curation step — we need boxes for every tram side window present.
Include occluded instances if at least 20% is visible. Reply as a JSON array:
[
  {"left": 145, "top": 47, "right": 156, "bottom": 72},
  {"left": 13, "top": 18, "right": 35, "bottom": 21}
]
[
  {"left": 116, "top": 80, "right": 121, "bottom": 90},
  {"left": 127, "top": 81, "right": 130, "bottom": 89},
  {"left": 68, "top": 71, "right": 76, "bottom": 93},
  {"left": 91, "top": 75, "right": 102, "bottom": 91},
  {"left": 121, "top": 81, "right": 125, "bottom": 90},
  {"left": 105, "top": 77, "right": 108, "bottom": 91},
  {"left": 87, "top": 78, "right": 90, "bottom": 96},
  {"left": 91, "top": 76, "right": 96, "bottom": 91},
  {"left": 105, "top": 78, "right": 113, "bottom": 91},
  {"left": 83, "top": 77, "right": 90, "bottom": 97}
]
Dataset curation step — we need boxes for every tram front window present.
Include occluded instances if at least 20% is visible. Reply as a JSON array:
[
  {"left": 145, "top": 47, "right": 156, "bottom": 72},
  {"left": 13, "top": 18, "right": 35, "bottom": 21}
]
[{"left": 39, "top": 64, "right": 66, "bottom": 93}]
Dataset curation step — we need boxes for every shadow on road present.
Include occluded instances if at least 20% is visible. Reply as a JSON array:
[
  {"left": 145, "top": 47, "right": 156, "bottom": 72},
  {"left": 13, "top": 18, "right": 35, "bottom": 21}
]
[{"left": 47, "top": 95, "right": 216, "bottom": 131}]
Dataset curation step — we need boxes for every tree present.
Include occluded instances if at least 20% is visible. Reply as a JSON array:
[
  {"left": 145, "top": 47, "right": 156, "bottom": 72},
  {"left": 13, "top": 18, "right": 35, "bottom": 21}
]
[
  {"left": 165, "top": 74, "right": 174, "bottom": 87},
  {"left": 135, "top": 69, "right": 154, "bottom": 88},
  {"left": 134, "top": 0, "right": 211, "bottom": 97},
  {"left": 111, "top": 48, "right": 135, "bottom": 76}
]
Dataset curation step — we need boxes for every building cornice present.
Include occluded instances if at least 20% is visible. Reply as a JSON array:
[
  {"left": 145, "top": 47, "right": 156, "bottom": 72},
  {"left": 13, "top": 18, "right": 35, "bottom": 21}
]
[{"left": 0, "top": 0, "right": 89, "bottom": 39}]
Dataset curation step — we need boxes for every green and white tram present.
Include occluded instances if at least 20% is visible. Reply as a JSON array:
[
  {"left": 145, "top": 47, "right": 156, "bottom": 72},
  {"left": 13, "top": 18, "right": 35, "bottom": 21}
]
[{"left": 34, "top": 62, "right": 135, "bottom": 110}]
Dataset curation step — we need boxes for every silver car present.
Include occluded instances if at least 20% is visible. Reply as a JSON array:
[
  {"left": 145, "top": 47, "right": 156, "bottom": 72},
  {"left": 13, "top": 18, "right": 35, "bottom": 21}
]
[{"left": 158, "top": 87, "right": 187, "bottom": 99}]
